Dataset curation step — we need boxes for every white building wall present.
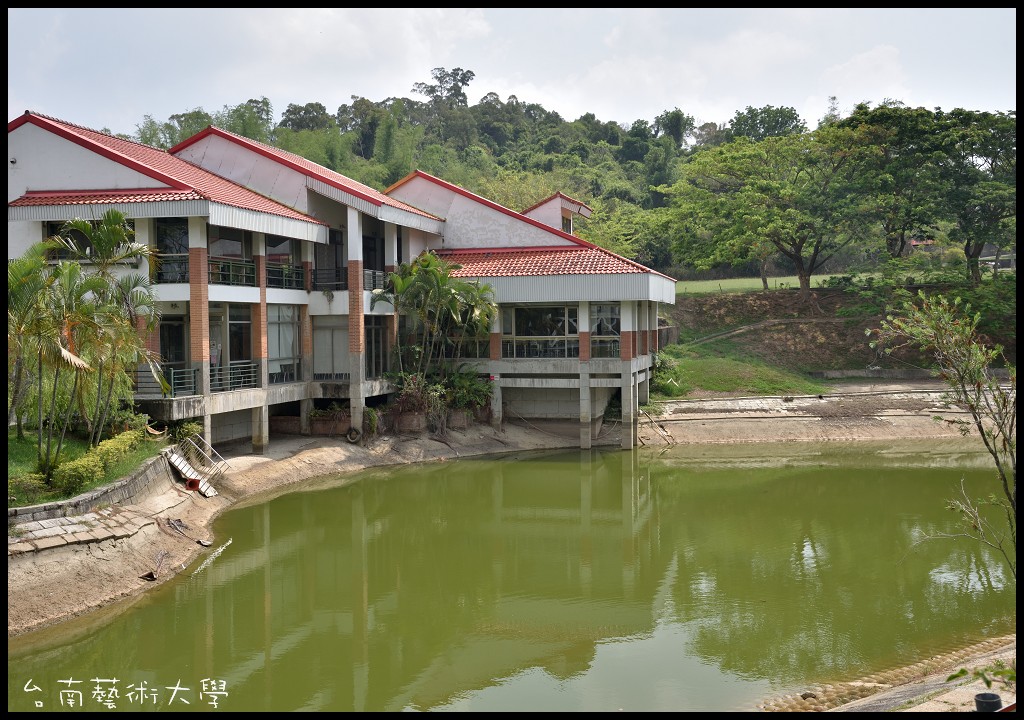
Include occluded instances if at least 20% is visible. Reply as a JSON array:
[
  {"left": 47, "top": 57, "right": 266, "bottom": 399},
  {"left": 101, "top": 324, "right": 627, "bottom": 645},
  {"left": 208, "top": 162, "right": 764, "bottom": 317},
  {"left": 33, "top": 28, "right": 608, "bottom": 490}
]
[
  {"left": 174, "top": 135, "right": 310, "bottom": 214},
  {"left": 521, "top": 200, "right": 562, "bottom": 230},
  {"left": 389, "top": 178, "right": 576, "bottom": 250},
  {"left": 7, "top": 123, "right": 170, "bottom": 257}
]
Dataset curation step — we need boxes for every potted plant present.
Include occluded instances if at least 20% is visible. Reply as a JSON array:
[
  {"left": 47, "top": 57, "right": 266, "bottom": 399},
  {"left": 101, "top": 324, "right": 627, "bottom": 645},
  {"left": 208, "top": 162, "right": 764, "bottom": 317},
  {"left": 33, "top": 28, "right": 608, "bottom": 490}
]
[
  {"left": 309, "top": 402, "right": 351, "bottom": 436},
  {"left": 443, "top": 369, "right": 493, "bottom": 429},
  {"left": 389, "top": 373, "right": 444, "bottom": 434}
]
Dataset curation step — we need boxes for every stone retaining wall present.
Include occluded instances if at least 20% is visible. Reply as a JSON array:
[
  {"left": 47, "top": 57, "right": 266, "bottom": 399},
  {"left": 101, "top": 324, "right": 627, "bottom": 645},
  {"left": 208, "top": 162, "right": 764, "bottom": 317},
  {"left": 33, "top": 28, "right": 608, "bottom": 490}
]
[{"left": 8, "top": 455, "right": 175, "bottom": 526}]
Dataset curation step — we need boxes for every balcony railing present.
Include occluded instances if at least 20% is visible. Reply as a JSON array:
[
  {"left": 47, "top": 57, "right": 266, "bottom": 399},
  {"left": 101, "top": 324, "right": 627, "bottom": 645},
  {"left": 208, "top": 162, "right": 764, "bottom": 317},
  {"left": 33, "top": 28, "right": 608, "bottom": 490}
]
[
  {"left": 211, "top": 360, "right": 259, "bottom": 392},
  {"left": 363, "top": 269, "right": 386, "bottom": 290},
  {"left": 209, "top": 258, "right": 256, "bottom": 286},
  {"left": 133, "top": 366, "right": 199, "bottom": 398},
  {"left": 267, "top": 264, "right": 305, "bottom": 290},
  {"left": 502, "top": 338, "right": 581, "bottom": 359},
  {"left": 312, "top": 371, "right": 350, "bottom": 382},
  {"left": 269, "top": 361, "right": 301, "bottom": 384},
  {"left": 154, "top": 254, "right": 189, "bottom": 284},
  {"left": 312, "top": 268, "right": 347, "bottom": 291},
  {"left": 590, "top": 338, "right": 621, "bottom": 358}
]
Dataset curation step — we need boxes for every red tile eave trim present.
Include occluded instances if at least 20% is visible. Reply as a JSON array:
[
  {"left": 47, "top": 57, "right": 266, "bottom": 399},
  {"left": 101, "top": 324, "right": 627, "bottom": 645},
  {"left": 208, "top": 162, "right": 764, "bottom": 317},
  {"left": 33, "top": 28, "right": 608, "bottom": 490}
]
[
  {"left": 10, "top": 113, "right": 193, "bottom": 191},
  {"left": 520, "top": 190, "right": 594, "bottom": 216},
  {"left": 436, "top": 245, "right": 677, "bottom": 282},
  {"left": 387, "top": 171, "right": 596, "bottom": 249}
]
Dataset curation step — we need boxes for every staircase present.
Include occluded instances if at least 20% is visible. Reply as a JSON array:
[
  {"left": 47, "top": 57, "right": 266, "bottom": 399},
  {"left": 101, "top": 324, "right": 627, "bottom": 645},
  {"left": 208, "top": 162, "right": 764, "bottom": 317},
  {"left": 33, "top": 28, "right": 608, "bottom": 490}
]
[{"left": 162, "top": 434, "right": 229, "bottom": 498}]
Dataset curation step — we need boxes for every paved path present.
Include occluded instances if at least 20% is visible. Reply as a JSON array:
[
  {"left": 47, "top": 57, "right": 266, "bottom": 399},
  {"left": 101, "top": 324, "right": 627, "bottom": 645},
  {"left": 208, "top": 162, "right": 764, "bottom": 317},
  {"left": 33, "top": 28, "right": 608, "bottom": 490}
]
[{"left": 8, "top": 505, "right": 159, "bottom": 556}]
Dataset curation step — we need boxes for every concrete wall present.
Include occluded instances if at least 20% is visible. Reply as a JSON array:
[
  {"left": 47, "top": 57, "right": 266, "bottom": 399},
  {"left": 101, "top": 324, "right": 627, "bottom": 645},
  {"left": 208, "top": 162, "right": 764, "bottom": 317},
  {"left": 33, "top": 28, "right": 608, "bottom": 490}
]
[{"left": 211, "top": 408, "right": 252, "bottom": 444}]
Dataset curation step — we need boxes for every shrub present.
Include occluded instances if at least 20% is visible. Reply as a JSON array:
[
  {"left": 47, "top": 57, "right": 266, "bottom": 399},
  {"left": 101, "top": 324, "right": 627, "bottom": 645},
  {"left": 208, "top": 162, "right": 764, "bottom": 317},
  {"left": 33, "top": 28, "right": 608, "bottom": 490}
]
[
  {"left": 51, "top": 454, "right": 104, "bottom": 496},
  {"left": 170, "top": 420, "right": 203, "bottom": 444},
  {"left": 363, "top": 407, "right": 380, "bottom": 437},
  {"left": 8, "top": 473, "right": 47, "bottom": 507},
  {"left": 94, "top": 430, "right": 145, "bottom": 470},
  {"left": 444, "top": 370, "right": 492, "bottom": 411}
]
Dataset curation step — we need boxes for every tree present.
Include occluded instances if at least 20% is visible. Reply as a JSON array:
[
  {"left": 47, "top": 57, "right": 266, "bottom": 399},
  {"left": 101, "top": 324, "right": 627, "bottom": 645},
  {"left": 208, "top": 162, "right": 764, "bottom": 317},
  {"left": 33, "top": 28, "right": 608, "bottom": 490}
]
[
  {"left": 370, "top": 251, "right": 495, "bottom": 377},
  {"left": 654, "top": 108, "right": 696, "bottom": 149},
  {"left": 8, "top": 241, "right": 58, "bottom": 436},
  {"left": 727, "top": 105, "right": 808, "bottom": 141},
  {"left": 215, "top": 97, "right": 276, "bottom": 143},
  {"left": 279, "top": 102, "right": 336, "bottom": 132},
  {"left": 664, "top": 126, "right": 878, "bottom": 302},
  {"left": 934, "top": 109, "right": 1016, "bottom": 285},
  {"left": 57, "top": 209, "right": 162, "bottom": 446},
  {"left": 33, "top": 261, "right": 102, "bottom": 478},
  {"left": 839, "top": 102, "right": 945, "bottom": 259},
  {"left": 412, "top": 67, "right": 476, "bottom": 110},
  {"left": 870, "top": 291, "right": 1016, "bottom": 580}
]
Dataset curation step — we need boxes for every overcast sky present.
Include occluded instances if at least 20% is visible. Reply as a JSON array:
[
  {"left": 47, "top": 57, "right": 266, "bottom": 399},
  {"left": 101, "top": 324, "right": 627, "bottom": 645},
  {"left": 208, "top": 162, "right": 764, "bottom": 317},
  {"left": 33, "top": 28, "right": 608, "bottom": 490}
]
[{"left": 8, "top": 8, "right": 1017, "bottom": 138}]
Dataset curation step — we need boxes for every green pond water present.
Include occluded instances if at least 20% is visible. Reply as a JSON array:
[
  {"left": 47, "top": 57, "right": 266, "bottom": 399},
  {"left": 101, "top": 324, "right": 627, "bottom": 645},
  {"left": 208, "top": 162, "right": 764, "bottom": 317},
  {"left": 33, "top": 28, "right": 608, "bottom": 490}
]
[{"left": 7, "top": 439, "right": 1016, "bottom": 712}]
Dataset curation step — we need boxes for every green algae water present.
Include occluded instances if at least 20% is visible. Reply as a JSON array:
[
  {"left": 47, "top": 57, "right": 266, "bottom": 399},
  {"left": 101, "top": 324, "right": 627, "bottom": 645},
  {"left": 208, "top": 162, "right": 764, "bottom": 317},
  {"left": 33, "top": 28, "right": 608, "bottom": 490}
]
[{"left": 7, "top": 440, "right": 1015, "bottom": 712}]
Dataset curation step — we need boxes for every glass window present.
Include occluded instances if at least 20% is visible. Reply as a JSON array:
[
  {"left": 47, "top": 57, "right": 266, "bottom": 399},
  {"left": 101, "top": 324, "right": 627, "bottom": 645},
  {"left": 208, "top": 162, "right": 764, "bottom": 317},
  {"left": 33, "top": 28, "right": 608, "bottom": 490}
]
[
  {"left": 208, "top": 225, "right": 251, "bottom": 260},
  {"left": 156, "top": 218, "right": 189, "bottom": 254},
  {"left": 501, "top": 305, "right": 580, "bottom": 359},
  {"left": 268, "top": 305, "right": 300, "bottom": 383},
  {"left": 265, "top": 234, "right": 296, "bottom": 265},
  {"left": 590, "top": 303, "right": 620, "bottom": 358}
]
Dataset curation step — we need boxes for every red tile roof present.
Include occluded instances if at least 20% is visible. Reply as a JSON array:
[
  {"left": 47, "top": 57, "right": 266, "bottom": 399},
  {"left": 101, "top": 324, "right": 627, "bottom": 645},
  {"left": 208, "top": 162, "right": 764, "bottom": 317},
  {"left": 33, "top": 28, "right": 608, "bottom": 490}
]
[
  {"left": 438, "top": 246, "right": 673, "bottom": 280},
  {"left": 10, "top": 188, "right": 204, "bottom": 207},
  {"left": 171, "top": 127, "right": 440, "bottom": 221},
  {"left": 8, "top": 112, "right": 322, "bottom": 225}
]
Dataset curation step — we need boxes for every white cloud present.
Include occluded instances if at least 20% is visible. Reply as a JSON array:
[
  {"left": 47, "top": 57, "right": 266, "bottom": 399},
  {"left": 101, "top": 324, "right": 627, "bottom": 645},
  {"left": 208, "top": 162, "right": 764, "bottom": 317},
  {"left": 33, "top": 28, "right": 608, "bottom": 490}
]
[{"left": 7, "top": 8, "right": 1015, "bottom": 137}]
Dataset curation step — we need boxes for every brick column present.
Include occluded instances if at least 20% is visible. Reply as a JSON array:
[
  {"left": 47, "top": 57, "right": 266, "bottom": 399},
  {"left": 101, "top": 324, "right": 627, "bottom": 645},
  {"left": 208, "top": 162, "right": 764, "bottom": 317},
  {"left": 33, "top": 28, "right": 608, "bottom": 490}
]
[
  {"left": 189, "top": 246, "right": 210, "bottom": 394},
  {"left": 619, "top": 331, "right": 636, "bottom": 361}
]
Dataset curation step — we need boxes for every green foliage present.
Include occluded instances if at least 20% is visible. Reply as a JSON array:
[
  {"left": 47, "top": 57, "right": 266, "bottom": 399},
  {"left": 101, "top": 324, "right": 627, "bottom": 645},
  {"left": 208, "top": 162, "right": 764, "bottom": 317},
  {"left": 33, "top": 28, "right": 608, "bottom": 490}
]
[
  {"left": 391, "top": 373, "right": 446, "bottom": 415},
  {"left": 8, "top": 427, "right": 165, "bottom": 508},
  {"left": 871, "top": 290, "right": 1016, "bottom": 580},
  {"left": 947, "top": 659, "right": 1016, "bottom": 689},
  {"left": 363, "top": 407, "right": 380, "bottom": 438},
  {"left": 170, "top": 420, "right": 204, "bottom": 444},
  {"left": 309, "top": 402, "right": 348, "bottom": 419},
  {"left": 51, "top": 453, "right": 104, "bottom": 497},
  {"left": 650, "top": 344, "right": 827, "bottom": 399},
  {"left": 444, "top": 369, "right": 493, "bottom": 411},
  {"left": 93, "top": 430, "right": 145, "bottom": 470},
  {"left": 8, "top": 473, "right": 47, "bottom": 507}
]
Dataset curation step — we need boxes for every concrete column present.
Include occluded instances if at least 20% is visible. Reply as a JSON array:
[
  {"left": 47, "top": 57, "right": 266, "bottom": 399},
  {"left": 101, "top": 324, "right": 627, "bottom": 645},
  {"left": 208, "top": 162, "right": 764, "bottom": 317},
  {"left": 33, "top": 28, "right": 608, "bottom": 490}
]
[
  {"left": 187, "top": 223, "right": 212, "bottom": 445},
  {"left": 384, "top": 223, "right": 397, "bottom": 272},
  {"left": 252, "top": 238, "right": 268, "bottom": 454},
  {"left": 579, "top": 363, "right": 592, "bottom": 449},
  {"left": 252, "top": 405, "right": 269, "bottom": 454},
  {"left": 490, "top": 373, "right": 503, "bottom": 427},
  {"left": 620, "top": 366, "right": 636, "bottom": 450},
  {"left": 300, "top": 305, "right": 313, "bottom": 436}
]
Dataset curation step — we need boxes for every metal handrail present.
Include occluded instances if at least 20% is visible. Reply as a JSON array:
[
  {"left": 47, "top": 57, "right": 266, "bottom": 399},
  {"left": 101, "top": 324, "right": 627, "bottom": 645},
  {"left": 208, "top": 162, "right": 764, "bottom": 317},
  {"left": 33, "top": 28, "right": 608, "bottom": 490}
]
[
  {"left": 209, "top": 258, "right": 256, "bottom": 286},
  {"left": 211, "top": 361, "right": 259, "bottom": 392},
  {"left": 267, "top": 263, "right": 305, "bottom": 289},
  {"left": 312, "top": 268, "right": 347, "bottom": 291},
  {"left": 179, "top": 434, "right": 230, "bottom": 484}
]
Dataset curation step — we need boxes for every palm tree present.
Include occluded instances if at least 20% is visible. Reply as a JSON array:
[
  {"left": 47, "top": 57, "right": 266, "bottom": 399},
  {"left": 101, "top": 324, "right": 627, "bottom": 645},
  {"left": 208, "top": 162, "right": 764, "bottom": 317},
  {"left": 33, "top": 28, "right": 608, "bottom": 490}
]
[
  {"left": 54, "top": 209, "right": 161, "bottom": 445},
  {"left": 34, "top": 261, "right": 101, "bottom": 478},
  {"left": 8, "top": 242, "right": 54, "bottom": 436},
  {"left": 88, "top": 273, "right": 164, "bottom": 446}
]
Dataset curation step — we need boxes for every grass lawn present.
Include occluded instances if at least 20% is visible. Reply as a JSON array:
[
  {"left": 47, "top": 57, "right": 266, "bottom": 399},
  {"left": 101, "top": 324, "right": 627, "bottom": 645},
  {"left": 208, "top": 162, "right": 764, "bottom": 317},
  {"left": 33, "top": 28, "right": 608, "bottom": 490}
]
[
  {"left": 676, "top": 275, "right": 850, "bottom": 294},
  {"left": 651, "top": 343, "right": 827, "bottom": 399}
]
